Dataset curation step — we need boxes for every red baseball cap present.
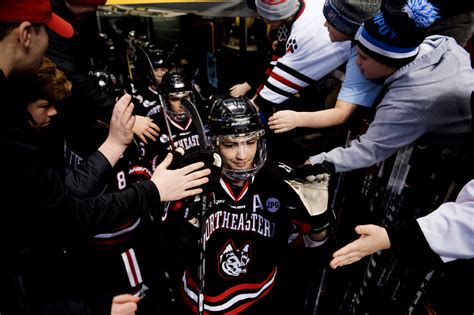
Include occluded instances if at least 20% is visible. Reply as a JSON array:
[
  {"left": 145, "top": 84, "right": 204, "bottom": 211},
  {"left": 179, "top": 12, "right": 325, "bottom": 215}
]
[{"left": 0, "top": 0, "right": 74, "bottom": 38}]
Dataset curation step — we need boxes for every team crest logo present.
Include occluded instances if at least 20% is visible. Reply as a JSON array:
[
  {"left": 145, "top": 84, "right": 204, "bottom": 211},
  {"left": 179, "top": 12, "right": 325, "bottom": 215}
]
[
  {"left": 277, "top": 25, "right": 289, "bottom": 42},
  {"left": 160, "top": 133, "right": 169, "bottom": 143},
  {"left": 219, "top": 241, "right": 251, "bottom": 277}
]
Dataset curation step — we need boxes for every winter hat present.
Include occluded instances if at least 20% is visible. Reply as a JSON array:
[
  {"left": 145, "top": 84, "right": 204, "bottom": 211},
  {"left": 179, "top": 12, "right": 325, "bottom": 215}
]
[
  {"left": 323, "top": 0, "right": 382, "bottom": 37},
  {"left": 255, "top": 0, "right": 300, "bottom": 21},
  {"left": 355, "top": 0, "right": 440, "bottom": 67},
  {"left": 0, "top": 0, "right": 74, "bottom": 38}
]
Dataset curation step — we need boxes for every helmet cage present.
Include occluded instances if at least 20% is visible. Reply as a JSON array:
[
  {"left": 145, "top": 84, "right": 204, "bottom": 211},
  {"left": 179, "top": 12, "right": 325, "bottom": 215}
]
[
  {"left": 213, "top": 129, "right": 267, "bottom": 180},
  {"left": 164, "top": 91, "right": 192, "bottom": 123}
]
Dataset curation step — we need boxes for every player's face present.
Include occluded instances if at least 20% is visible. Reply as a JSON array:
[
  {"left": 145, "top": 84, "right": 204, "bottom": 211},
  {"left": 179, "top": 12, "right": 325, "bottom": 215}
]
[
  {"left": 27, "top": 99, "right": 57, "bottom": 128},
  {"left": 324, "top": 21, "right": 351, "bottom": 42},
  {"left": 217, "top": 134, "right": 258, "bottom": 172},
  {"left": 153, "top": 67, "right": 168, "bottom": 84},
  {"left": 355, "top": 47, "right": 396, "bottom": 79},
  {"left": 167, "top": 91, "right": 191, "bottom": 113}
]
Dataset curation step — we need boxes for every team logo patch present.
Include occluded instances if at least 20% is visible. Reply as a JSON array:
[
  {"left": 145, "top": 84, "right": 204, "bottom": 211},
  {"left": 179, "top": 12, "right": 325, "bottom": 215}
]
[
  {"left": 286, "top": 36, "right": 298, "bottom": 53},
  {"left": 266, "top": 197, "right": 280, "bottom": 213},
  {"left": 160, "top": 134, "right": 169, "bottom": 143},
  {"left": 277, "top": 25, "right": 289, "bottom": 42},
  {"left": 219, "top": 241, "right": 251, "bottom": 277}
]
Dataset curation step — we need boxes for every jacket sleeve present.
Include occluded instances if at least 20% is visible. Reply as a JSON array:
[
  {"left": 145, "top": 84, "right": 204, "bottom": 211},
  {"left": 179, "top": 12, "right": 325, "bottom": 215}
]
[
  {"left": 64, "top": 150, "right": 112, "bottom": 198},
  {"left": 309, "top": 102, "right": 426, "bottom": 172},
  {"left": 386, "top": 180, "right": 474, "bottom": 267},
  {"left": 34, "top": 161, "right": 161, "bottom": 238},
  {"left": 416, "top": 179, "right": 474, "bottom": 262}
]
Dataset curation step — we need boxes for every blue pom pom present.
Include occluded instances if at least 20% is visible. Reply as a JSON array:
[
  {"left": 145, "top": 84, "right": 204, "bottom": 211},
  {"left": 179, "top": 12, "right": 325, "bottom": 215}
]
[{"left": 402, "top": 0, "right": 440, "bottom": 28}]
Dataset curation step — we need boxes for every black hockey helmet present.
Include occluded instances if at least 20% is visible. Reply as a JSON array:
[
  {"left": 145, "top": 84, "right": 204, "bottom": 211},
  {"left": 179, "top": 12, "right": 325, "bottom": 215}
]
[
  {"left": 160, "top": 69, "right": 191, "bottom": 95},
  {"left": 161, "top": 69, "right": 192, "bottom": 122},
  {"left": 207, "top": 96, "right": 266, "bottom": 180},
  {"left": 208, "top": 96, "right": 263, "bottom": 136},
  {"left": 149, "top": 50, "right": 170, "bottom": 69}
]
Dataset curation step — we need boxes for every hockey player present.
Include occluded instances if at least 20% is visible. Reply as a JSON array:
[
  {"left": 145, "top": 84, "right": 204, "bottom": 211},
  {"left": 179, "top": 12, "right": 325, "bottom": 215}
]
[
  {"left": 134, "top": 50, "right": 171, "bottom": 118},
  {"left": 168, "top": 96, "right": 333, "bottom": 314},
  {"left": 142, "top": 69, "right": 202, "bottom": 171}
]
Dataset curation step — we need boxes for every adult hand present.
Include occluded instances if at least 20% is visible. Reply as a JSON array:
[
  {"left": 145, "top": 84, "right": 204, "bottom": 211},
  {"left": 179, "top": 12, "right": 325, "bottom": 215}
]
[
  {"left": 268, "top": 110, "right": 300, "bottom": 133},
  {"left": 229, "top": 82, "right": 251, "bottom": 97},
  {"left": 110, "top": 294, "right": 139, "bottom": 315},
  {"left": 152, "top": 153, "right": 211, "bottom": 201},
  {"left": 133, "top": 115, "right": 160, "bottom": 144},
  {"left": 329, "top": 224, "right": 391, "bottom": 269},
  {"left": 108, "top": 94, "right": 135, "bottom": 148}
]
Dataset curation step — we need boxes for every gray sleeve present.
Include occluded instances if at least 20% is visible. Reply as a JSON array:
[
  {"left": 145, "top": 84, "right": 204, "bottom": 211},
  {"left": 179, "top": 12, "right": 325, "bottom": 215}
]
[{"left": 309, "top": 102, "right": 426, "bottom": 172}]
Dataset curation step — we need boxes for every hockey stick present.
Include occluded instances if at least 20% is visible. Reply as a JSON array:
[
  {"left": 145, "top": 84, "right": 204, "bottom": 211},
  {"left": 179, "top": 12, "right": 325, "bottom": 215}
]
[
  {"left": 180, "top": 98, "right": 212, "bottom": 315},
  {"left": 133, "top": 44, "right": 176, "bottom": 150}
]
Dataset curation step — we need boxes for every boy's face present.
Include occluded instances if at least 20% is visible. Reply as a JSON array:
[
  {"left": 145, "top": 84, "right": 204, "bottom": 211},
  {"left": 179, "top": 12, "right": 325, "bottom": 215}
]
[
  {"left": 153, "top": 67, "right": 168, "bottom": 84},
  {"left": 167, "top": 91, "right": 190, "bottom": 113},
  {"left": 324, "top": 21, "right": 351, "bottom": 42},
  {"left": 217, "top": 134, "right": 258, "bottom": 172},
  {"left": 27, "top": 99, "right": 57, "bottom": 128},
  {"left": 356, "top": 47, "right": 396, "bottom": 79}
]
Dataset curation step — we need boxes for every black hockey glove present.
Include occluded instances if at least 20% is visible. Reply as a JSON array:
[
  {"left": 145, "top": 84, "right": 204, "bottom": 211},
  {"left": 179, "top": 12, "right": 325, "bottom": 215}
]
[
  {"left": 170, "top": 148, "right": 222, "bottom": 192},
  {"left": 289, "top": 161, "right": 335, "bottom": 182}
]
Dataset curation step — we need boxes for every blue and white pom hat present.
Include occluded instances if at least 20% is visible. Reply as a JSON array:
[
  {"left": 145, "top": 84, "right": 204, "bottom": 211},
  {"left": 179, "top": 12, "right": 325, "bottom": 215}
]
[{"left": 355, "top": 0, "right": 439, "bottom": 67}]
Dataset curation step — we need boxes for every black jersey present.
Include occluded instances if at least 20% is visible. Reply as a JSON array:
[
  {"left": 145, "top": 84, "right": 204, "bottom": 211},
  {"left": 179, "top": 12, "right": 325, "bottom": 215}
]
[
  {"left": 134, "top": 85, "right": 161, "bottom": 117},
  {"left": 175, "top": 161, "right": 328, "bottom": 314},
  {"left": 144, "top": 113, "right": 201, "bottom": 171}
]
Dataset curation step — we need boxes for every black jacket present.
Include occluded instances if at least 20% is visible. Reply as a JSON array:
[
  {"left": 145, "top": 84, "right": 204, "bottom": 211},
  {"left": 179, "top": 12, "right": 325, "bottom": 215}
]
[{"left": 46, "top": 0, "right": 116, "bottom": 123}]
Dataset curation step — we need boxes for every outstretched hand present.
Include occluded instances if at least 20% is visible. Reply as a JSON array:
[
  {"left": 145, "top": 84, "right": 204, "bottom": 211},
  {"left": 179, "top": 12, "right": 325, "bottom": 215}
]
[
  {"left": 229, "top": 82, "right": 251, "bottom": 97},
  {"left": 108, "top": 94, "right": 135, "bottom": 148},
  {"left": 133, "top": 115, "right": 160, "bottom": 144},
  {"left": 151, "top": 152, "right": 210, "bottom": 201},
  {"left": 99, "top": 94, "right": 135, "bottom": 166},
  {"left": 110, "top": 294, "right": 140, "bottom": 315},
  {"left": 268, "top": 110, "right": 300, "bottom": 133},
  {"left": 329, "top": 224, "right": 391, "bottom": 269}
]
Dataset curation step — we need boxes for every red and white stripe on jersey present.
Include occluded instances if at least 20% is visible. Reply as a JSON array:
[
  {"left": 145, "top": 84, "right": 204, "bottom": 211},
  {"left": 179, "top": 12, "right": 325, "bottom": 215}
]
[
  {"left": 89, "top": 218, "right": 141, "bottom": 245},
  {"left": 220, "top": 177, "right": 249, "bottom": 202},
  {"left": 258, "top": 0, "right": 350, "bottom": 105},
  {"left": 181, "top": 267, "right": 277, "bottom": 314},
  {"left": 121, "top": 248, "right": 143, "bottom": 288},
  {"left": 167, "top": 115, "right": 192, "bottom": 131}
]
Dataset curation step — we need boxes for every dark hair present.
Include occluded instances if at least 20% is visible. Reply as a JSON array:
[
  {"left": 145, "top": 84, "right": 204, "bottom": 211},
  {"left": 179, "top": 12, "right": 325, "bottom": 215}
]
[
  {"left": 14, "top": 57, "right": 72, "bottom": 106},
  {"left": 0, "top": 22, "right": 43, "bottom": 40}
]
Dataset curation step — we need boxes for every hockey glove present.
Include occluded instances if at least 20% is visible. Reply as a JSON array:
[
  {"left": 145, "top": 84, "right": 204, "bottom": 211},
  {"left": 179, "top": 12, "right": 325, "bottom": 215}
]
[
  {"left": 173, "top": 148, "right": 223, "bottom": 192},
  {"left": 289, "top": 161, "right": 335, "bottom": 182},
  {"left": 284, "top": 172, "right": 331, "bottom": 217}
]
